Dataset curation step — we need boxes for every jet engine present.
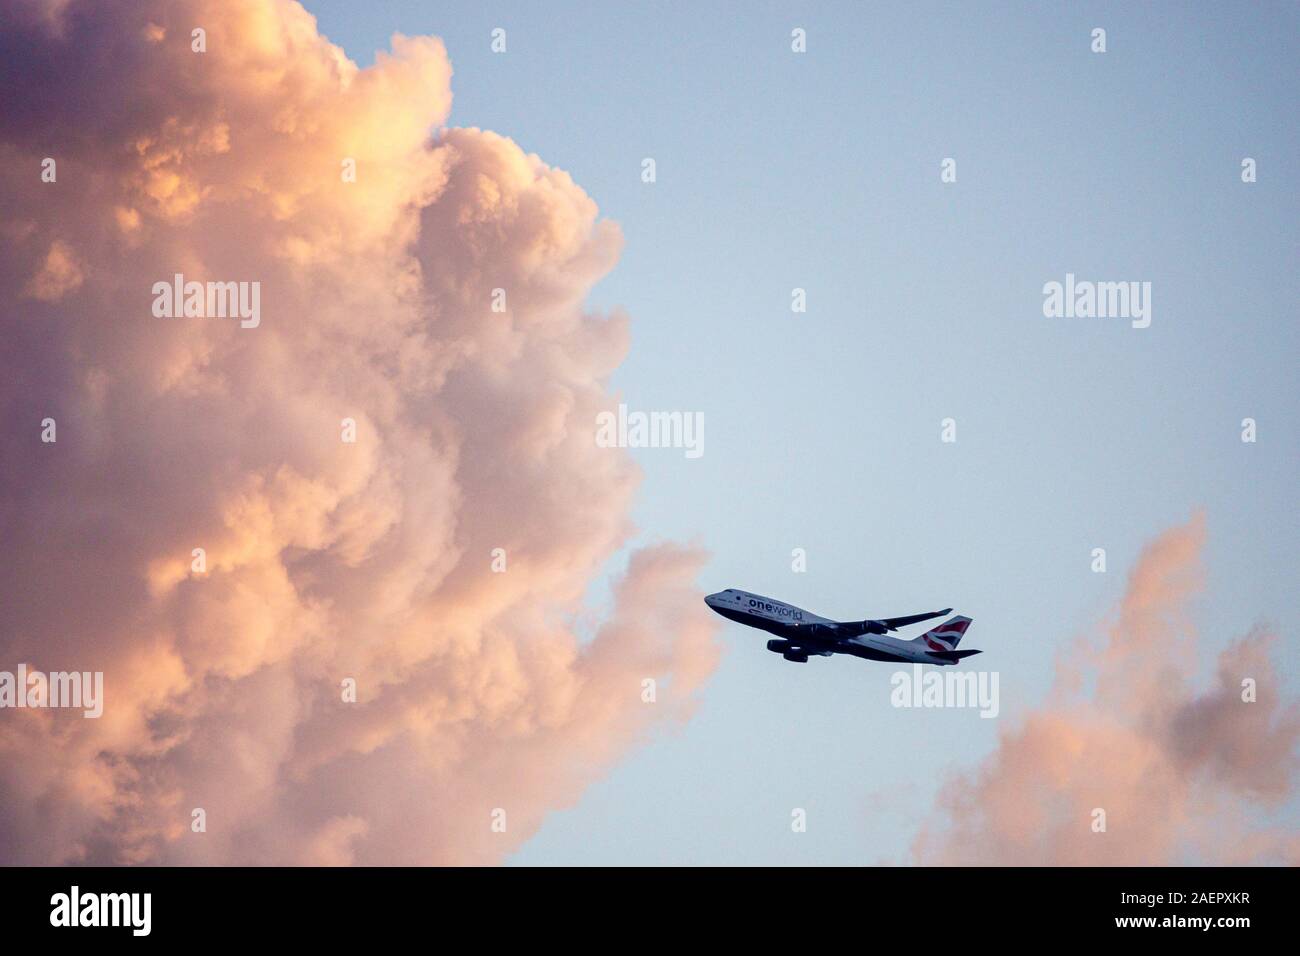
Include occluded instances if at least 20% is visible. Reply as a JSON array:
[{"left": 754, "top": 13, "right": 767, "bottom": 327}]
[{"left": 765, "top": 639, "right": 791, "bottom": 653}]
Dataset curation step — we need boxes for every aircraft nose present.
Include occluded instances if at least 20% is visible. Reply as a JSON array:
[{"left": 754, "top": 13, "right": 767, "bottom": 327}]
[{"left": 704, "top": 591, "right": 724, "bottom": 607}]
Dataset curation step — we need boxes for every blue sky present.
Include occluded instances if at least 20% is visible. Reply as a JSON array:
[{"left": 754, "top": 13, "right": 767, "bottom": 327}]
[{"left": 303, "top": 0, "right": 1298, "bottom": 864}]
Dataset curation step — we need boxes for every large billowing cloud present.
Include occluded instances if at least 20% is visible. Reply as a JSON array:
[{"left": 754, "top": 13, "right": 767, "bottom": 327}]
[
  {"left": 912, "top": 514, "right": 1300, "bottom": 865},
  {"left": 0, "top": 0, "right": 719, "bottom": 864}
]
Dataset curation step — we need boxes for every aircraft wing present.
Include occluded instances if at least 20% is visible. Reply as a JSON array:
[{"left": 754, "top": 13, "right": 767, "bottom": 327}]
[{"left": 875, "top": 607, "right": 953, "bottom": 631}]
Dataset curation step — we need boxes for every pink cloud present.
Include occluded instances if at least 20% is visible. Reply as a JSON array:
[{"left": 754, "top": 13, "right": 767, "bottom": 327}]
[
  {"left": 911, "top": 514, "right": 1300, "bottom": 865},
  {"left": 0, "top": 0, "right": 719, "bottom": 864}
]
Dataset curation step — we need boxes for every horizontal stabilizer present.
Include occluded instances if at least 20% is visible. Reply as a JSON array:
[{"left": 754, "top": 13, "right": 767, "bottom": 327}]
[{"left": 924, "top": 648, "right": 982, "bottom": 662}]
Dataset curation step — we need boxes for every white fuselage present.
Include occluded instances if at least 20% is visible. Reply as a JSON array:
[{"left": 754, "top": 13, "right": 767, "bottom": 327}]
[{"left": 703, "top": 589, "right": 941, "bottom": 664}]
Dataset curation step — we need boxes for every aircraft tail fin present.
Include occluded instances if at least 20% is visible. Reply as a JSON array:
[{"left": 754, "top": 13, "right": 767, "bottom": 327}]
[{"left": 915, "top": 615, "right": 973, "bottom": 651}]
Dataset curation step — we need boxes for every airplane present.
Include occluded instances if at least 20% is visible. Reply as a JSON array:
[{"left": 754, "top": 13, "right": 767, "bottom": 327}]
[{"left": 704, "top": 589, "right": 980, "bottom": 665}]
